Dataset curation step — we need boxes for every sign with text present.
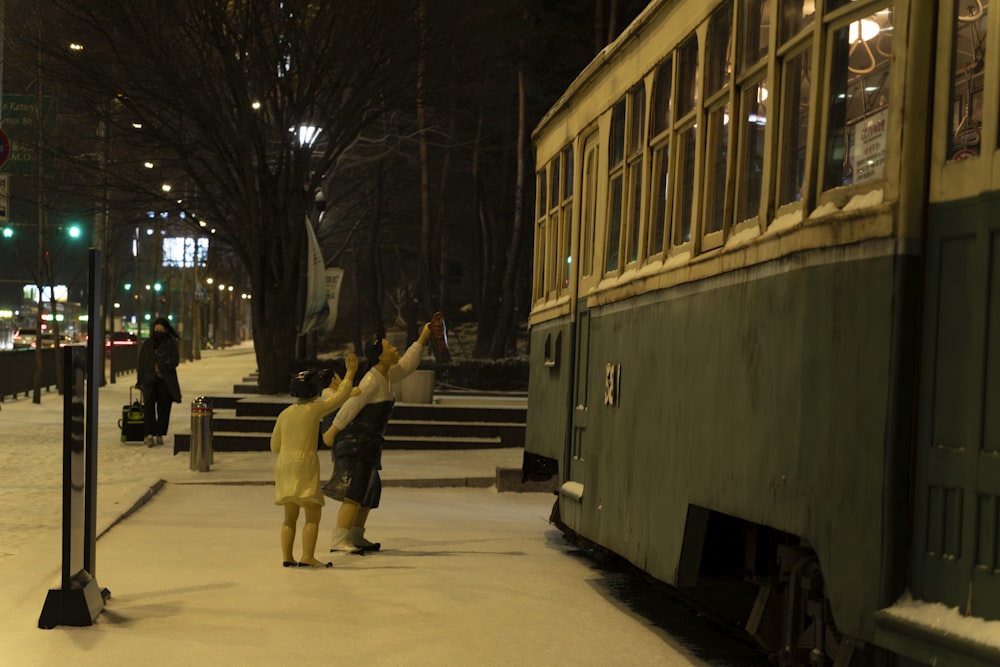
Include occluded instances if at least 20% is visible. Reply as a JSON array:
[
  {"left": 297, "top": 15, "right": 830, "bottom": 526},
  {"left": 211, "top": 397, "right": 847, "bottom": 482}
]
[
  {"left": 1, "top": 94, "right": 58, "bottom": 175},
  {"left": 852, "top": 109, "right": 888, "bottom": 183}
]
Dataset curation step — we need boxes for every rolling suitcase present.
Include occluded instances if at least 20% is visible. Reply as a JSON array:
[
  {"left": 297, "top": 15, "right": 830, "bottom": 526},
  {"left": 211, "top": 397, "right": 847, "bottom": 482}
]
[{"left": 119, "top": 387, "right": 145, "bottom": 443}]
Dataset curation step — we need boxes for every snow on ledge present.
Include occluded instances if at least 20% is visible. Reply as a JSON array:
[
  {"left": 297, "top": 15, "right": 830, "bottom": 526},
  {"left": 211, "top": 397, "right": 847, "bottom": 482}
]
[
  {"left": 560, "top": 481, "right": 584, "bottom": 501},
  {"left": 765, "top": 208, "right": 803, "bottom": 234},
  {"left": 842, "top": 188, "right": 884, "bottom": 211},
  {"left": 880, "top": 591, "right": 1000, "bottom": 651}
]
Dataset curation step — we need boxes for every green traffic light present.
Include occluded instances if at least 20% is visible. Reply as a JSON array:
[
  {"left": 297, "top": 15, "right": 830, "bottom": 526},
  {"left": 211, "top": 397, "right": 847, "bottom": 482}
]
[
  {"left": 2, "top": 226, "right": 12, "bottom": 239},
  {"left": 67, "top": 224, "right": 82, "bottom": 239}
]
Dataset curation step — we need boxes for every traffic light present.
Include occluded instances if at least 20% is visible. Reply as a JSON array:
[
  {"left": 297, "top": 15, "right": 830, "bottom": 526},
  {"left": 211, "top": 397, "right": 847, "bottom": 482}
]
[
  {"left": 66, "top": 223, "right": 82, "bottom": 239},
  {"left": 2, "top": 226, "right": 12, "bottom": 239}
]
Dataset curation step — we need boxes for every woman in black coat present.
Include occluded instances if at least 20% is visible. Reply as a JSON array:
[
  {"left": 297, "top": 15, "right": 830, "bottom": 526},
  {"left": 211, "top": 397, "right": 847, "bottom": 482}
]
[{"left": 137, "top": 317, "right": 182, "bottom": 447}]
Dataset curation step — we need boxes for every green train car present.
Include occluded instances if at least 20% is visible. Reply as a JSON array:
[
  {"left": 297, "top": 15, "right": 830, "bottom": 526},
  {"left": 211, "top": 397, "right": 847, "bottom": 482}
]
[{"left": 524, "top": 1, "right": 1000, "bottom": 665}]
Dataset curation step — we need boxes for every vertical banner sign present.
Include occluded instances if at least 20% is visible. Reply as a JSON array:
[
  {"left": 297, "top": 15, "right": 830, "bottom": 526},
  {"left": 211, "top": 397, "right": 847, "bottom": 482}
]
[
  {"left": 0, "top": 173, "right": 9, "bottom": 222},
  {"left": 324, "top": 268, "right": 344, "bottom": 330},
  {"left": 0, "top": 128, "right": 10, "bottom": 169},
  {"left": 298, "top": 217, "right": 329, "bottom": 335}
]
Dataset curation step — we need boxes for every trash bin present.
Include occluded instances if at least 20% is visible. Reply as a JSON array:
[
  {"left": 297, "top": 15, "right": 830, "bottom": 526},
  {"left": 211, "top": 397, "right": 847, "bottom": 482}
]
[{"left": 190, "top": 396, "right": 213, "bottom": 472}]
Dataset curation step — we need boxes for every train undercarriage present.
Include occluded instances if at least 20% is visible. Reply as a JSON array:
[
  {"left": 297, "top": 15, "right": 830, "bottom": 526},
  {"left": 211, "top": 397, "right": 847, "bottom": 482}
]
[{"left": 548, "top": 500, "right": 903, "bottom": 666}]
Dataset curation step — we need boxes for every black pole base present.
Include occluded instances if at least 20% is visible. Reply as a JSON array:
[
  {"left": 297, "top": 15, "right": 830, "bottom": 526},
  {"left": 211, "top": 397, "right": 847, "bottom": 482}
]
[{"left": 38, "top": 570, "right": 106, "bottom": 629}]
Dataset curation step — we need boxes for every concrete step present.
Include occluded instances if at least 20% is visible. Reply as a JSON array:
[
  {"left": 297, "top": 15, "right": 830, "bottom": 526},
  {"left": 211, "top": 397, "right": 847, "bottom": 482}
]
[
  {"left": 172, "top": 431, "right": 514, "bottom": 454},
  {"left": 173, "top": 390, "right": 527, "bottom": 454}
]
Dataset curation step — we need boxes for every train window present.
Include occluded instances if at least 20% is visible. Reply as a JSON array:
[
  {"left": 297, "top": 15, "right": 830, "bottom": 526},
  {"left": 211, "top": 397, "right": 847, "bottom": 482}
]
[
  {"left": 648, "top": 58, "right": 673, "bottom": 259},
  {"left": 534, "top": 169, "right": 548, "bottom": 303},
  {"left": 736, "top": 79, "right": 768, "bottom": 223},
  {"left": 606, "top": 178, "right": 623, "bottom": 273},
  {"left": 741, "top": 0, "right": 770, "bottom": 71},
  {"left": 546, "top": 153, "right": 561, "bottom": 297},
  {"left": 626, "top": 85, "right": 646, "bottom": 264},
  {"left": 703, "top": 100, "right": 731, "bottom": 237},
  {"left": 779, "top": 0, "right": 816, "bottom": 45},
  {"left": 607, "top": 84, "right": 646, "bottom": 274},
  {"left": 559, "top": 146, "right": 574, "bottom": 290},
  {"left": 776, "top": 46, "right": 811, "bottom": 206},
  {"left": 673, "top": 35, "right": 698, "bottom": 249},
  {"left": 581, "top": 134, "right": 599, "bottom": 279},
  {"left": 606, "top": 99, "right": 627, "bottom": 273},
  {"left": 543, "top": 331, "right": 561, "bottom": 368},
  {"left": 649, "top": 142, "right": 670, "bottom": 257},
  {"left": 706, "top": 2, "right": 733, "bottom": 96},
  {"left": 674, "top": 124, "right": 697, "bottom": 245},
  {"left": 652, "top": 57, "right": 673, "bottom": 137},
  {"left": 550, "top": 153, "right": 561, "bottom": 212},
  {"left": 948, "top": 0, "right": 988, "bottom": 162},
  {"left": 823, "top": 7, "right": 894, "bottom": 190},
  {"left": 538, "top": 168, "right": 547, "bottom": 213},
  {"left": 676, "top": 36, "right": 699, "bottom": 119},
  {"left": 702, "top": 3, "right": 734, "bottom": 243}
]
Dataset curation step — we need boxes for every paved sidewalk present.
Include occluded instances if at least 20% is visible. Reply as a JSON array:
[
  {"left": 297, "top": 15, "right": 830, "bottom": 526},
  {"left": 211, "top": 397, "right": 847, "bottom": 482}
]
[{"left": 0, "top": 344, "right": 721, "bottom": 667}]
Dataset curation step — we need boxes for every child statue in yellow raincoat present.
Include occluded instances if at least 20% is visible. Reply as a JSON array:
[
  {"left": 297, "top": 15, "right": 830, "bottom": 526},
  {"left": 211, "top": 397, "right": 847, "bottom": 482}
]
[{"left": 271, "top": 353, "right": 359, "bottom": 568}]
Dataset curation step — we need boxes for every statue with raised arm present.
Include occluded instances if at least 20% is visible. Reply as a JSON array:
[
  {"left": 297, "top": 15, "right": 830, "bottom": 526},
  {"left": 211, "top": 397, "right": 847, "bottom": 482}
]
[
  {"left": 271, "top": 354, "right": 358, "bottom": 568},
  {"left": 322, "top": 318, "right": 439, "bottom": 552}
]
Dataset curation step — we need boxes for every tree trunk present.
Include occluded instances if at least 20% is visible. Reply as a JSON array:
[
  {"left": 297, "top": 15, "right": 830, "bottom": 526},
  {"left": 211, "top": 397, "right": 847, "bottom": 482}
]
[
  {"left": 249, "top": 210, "right": 305, "bottom": 395},
  {"left": 471, "top": 108, "right": 497, "bottom": 358},
  {"left": 432, "top": 86, "right": 455, "bottom": 361},
  {"left": 490, "top": 64, "right": 527, "bottom": 358},
  {"left": 366, "top": 165, "right": 385, "bottom": 339},
  {"left": 416, "top": 0, "right": 435, "bottom": 315}
]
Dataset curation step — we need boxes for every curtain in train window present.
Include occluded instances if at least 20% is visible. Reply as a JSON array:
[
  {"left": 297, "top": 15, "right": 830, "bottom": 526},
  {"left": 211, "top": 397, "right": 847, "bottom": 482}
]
[
  {"left": 948, "top": 0, "right": 988, "bottom": 161},
  {"left": 777, "top": 47, "right": 811, "bottom": 205},
  {"left": 824, "top": 7, "right": 894, "bottom": 190}
]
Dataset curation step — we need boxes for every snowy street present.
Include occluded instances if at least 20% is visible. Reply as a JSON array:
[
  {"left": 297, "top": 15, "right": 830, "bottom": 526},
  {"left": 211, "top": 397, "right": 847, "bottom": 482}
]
[{"left": 0, "top": 344, "right": 762, "bottom": 666}]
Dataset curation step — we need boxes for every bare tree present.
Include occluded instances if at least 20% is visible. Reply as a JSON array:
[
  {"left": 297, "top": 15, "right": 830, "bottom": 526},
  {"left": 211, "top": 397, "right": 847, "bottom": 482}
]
[{"left": 23, "top": 0, "right": 431, "bottom": 393}]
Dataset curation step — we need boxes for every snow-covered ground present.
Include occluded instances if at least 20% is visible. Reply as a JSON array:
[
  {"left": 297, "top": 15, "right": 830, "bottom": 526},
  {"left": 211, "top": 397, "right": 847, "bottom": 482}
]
[{"left": 0, "top": 344, "right": 721, "bottom": 666}]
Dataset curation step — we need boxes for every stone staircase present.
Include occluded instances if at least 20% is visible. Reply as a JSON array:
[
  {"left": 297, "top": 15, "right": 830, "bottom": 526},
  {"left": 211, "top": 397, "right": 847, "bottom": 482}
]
[{"left": 172, "top": 375, "right": 528, "bottom": 455}]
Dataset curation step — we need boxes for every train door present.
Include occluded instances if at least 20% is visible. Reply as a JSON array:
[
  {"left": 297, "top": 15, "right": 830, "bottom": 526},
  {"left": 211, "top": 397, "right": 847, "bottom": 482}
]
[
  {"left": 569, "top": 309, "right": 591, "bottom": 483},
  {"left": 911, "top": 2, "right": 1000, "bottom": 621},
  {"left": 566, "top": 132, "right": 601, "bottom": 485},
  {"left": 913, "top": 199, "right": 1000, "bottom": 620}
]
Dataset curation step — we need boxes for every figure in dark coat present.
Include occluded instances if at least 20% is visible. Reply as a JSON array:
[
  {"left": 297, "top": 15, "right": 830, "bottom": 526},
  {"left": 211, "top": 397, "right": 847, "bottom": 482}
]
[{"left": 137, "top": 317, "right": 182, "bottom": 447}]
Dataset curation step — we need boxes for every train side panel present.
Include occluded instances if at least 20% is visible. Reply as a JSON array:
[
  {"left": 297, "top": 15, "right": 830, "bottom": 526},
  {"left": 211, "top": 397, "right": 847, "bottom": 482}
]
[
  {"left": 561, "top": 244, "right": 918, "bottom": 641},
  {"left": 525, "top": 316, "right": 575, "bottom": 475}
]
